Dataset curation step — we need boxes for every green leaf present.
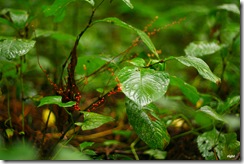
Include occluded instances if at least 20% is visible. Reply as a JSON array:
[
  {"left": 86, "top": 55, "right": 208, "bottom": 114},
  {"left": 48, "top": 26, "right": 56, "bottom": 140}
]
[
  {"left": 117, "top": 66, "right": 169, "bottom": 106},
  {"left": 0, "top": 141, "right": 38, "bottom": 160},
  {"left": 170, "top": 75, "right": 200, "bottom": 104},
  {"left": 43, "top": 0, "right": 94, "bottom": 22},
  {"left": 94, "top": 17, "right": 158, "bottom": 58},
  {"left": 33, "top": 29, "right": 76, "bottom": 41},
  {"left": 76, "top": 111, "right": 114, "bottom": 130},
  {"left": 128, "top": 57, "right": 145, "bottom": 67},
  {"left": 174, "top": 56, "right": 221, "bottom": 84},
  {"left": 38, "top": 96, "right": 76, "bottom": 107},
  {"left": 198, "top": 106, "right": 225, "bottom": 123},
  {"left": 76, "top": 55, "right": 107, "bottom": 75},
  {"left": 144, "top": 149, "right": 167, "bottom": 159},
  {"left": 185, "top": 41, "right": 223, "bottom": 57},
  {"left": 84, "top": 0, "right": 95, "bottom": 6},
  {"left": 52, "top": 145, "right": 91, "bottom": 160},
  {"left": 197, "top": 129, "right": 240, "bottom": 160},
  {"left": 112, "top": 130, "right": 132, "bottom": 138},
  {"left": 79, "top": 142, "right": 94, "bottom": 152},
  {"left": 217, "top": 4, "right": 240, "bottom": 15},
  {"left": 169, "top": 76, "right": 213, "bottom": 108},
  {"left": 0, "top": 17, "right": 13, "bottom": 27},
  {"left": 1, "top": 8, "right": 28, "bottom": 29},
  {"left": 0, "top": 39, "right": 35, "bottom": 60},
  {"left": 217, "top": 95, "right": 240, "bottom": 114},
  {"left": 121, "top": 0, "right": 134, "bottom": 9},
  {"left": 126, "top": 99, "right": 170, "bottom": 150},
  {"left": 43, "top": 0, "right": 75, "bottom": 22},
  {"left": 197, "top": 128, "right": 219, "bottom": 160}
]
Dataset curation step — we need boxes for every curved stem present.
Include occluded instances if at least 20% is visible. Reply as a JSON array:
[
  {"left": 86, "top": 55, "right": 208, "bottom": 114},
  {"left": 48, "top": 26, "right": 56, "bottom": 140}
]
[{"left": 130, "top": 137, "right": 140, "bottom": 160}]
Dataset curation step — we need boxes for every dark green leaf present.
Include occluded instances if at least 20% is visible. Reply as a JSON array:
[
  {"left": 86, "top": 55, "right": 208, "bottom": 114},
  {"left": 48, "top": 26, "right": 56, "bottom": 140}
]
[
  {"left": 94, "top": 17, "right": 158, "bottom": 58},
  {"left": 217, "top": 95, "right": 240, "bottom": 114},
  {"left": 121, "top": 0, "right": 134, "bottom": 9},
  {"left": 169, "top": 75, "right": 213, "bottom": 107},
  {"left": 118, "top": 66, "right": 169, "bottom": 106},
  {"left": 0, "top": 39, "right": 35, "bottom": 60},
  {"left": 126, "top": 99, "right": 170, "bottom": 150},
  {"left": 76, "top": 111, "right": 114, "bottom": 130},
  {"left": 174, "top": 56, "right": 221, "bottom": 84},
  {"left": 197, "top": 128, "right": 240, "bottom": 160},
  {"left": 185, "top": 41, "right": 222, "bottom": 57},
  {"left": 38, "top": 96, "right": 76, "bottom": 107},
  {"left": 170, "top": 75, "right": 200, "bottom": 104},
  {"left": 0, "top": 17, "right": 13, "bottom": 27}
]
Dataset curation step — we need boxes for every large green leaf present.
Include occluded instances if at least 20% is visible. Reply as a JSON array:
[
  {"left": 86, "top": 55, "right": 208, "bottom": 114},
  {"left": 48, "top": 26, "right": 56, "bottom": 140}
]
[
  {"left": 38, "top": 96, "right": 76, "bottom": 107},
  {"left": 117, "top": 66, "right": 169, "bottom": 106},
  {"left": 94, "top": 17, "right": 158, "bottom": 58},
  {"left": 75, "top": 111, "right": 114, "bottom": 130},
  {"left": 174, "top": 56, "right": 221, "bottom": 84},
  {"left": 197, "top": 128, "right": 240, "bottom": 160},
  {"left": 184, "top": 41, "right": 222, "bottom": 57},
  {"left": 0, "top": 39, "right": 35, "bottom": 60},
  {"left": 126, "top": 99, "right": 170, "bottom": 150}
]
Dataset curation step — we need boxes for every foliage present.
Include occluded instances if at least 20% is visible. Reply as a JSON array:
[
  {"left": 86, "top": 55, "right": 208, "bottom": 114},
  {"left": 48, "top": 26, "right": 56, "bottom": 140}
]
[{"left": 0, "top": 0, "right": 240, "bottom": 160}]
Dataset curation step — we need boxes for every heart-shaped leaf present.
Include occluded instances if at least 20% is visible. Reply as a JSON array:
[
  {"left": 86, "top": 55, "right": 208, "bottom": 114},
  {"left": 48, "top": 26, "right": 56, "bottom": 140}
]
[
  {"left": 117, "top": 66, "right": 169, "bottom": 106},
  {"left": 126, "top": 99, "right": 170, "bottom": 150}
]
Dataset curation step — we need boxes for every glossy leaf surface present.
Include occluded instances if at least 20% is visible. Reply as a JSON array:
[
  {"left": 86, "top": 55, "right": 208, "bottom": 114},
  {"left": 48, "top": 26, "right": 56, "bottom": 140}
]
[
  {"left": 0, "top": 39, "right": 35, "bottom": 60},
  {"left": 118, "top": 66, "right": 169, "bottom": 106},
  {"left": 174, "top": 56, "right": 221, "bottom": 84},
  {"left": 38, "top": 96, "right": 76, "bottom": 107},
  {"left": 126, "top": 99, "right": 170, "bottom": 150},
  {"left": 76, "top": 111, "right": 114, "bottom": 130},
  {"left": 184, "top": 41, "right": 222, "bottom": 57}
]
